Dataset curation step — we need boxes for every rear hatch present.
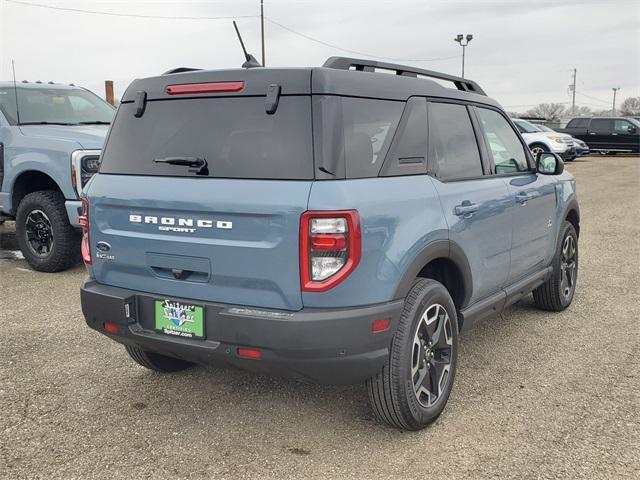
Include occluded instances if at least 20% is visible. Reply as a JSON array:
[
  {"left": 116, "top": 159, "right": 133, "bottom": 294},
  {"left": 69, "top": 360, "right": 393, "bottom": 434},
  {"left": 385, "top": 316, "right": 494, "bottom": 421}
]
[{"left": 87, "top": 69, "right": 313, "bottom": 310}]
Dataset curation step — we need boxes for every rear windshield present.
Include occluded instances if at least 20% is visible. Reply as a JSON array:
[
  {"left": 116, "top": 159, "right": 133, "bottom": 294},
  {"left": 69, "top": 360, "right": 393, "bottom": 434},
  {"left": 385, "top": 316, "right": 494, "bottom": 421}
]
[{"left": 100, "top": 96, "right": 314, "bottom": 179}]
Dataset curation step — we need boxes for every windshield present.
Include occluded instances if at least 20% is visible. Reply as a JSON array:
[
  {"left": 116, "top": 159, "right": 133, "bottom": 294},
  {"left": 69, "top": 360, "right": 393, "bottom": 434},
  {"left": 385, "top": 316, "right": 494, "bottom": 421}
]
[
  {"left": 0, "top": 86, "right": 115, "bottom": 125},
  {"left": 514, "top": 119, "right": 542, "bottom": 133},
  {"left": 537, "top": 124, "right": 554, "bottom": 132}
]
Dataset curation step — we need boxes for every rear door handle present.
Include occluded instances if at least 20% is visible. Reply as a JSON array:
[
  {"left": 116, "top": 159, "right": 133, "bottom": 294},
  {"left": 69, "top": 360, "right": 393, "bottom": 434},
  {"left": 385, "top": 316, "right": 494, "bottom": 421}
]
[
  {"left": 454, "top": 201, "right": 479, "bottom": 216},
  {"left": 589, "top": 132, "right": 597, "bottom": 135}
]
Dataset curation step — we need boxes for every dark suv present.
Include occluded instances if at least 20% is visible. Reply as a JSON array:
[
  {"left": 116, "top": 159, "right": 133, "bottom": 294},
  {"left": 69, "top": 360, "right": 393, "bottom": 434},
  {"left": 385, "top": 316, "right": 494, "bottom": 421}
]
[
  {"left": 80, "top": 57, "right": 580, "bottom": 430},
  {"left": 560, "top": 117, "right": 640, "bottom": 154}
]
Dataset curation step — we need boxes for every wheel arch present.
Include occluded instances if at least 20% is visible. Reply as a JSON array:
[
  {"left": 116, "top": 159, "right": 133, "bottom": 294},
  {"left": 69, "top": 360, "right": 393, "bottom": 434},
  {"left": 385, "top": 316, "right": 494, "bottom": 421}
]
[
  {"left": 565, "top": 204, "right": 580, "bottom": 237},
  {"left": 11, "top": 170, "right": 63, "bottom": 215},
  {"left": 393, "top": 240, "right": 473, "bottom": 315}
]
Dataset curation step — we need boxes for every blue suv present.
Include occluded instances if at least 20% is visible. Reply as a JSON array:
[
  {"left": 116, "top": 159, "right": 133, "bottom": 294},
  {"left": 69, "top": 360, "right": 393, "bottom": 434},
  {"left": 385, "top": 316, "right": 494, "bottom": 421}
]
[{"left": 80, "top": 58, "right": 580, "bottom": 430}]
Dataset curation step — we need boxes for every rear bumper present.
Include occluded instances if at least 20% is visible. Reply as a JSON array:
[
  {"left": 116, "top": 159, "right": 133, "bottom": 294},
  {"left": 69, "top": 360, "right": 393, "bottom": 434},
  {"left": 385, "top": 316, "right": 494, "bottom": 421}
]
[{"left": 80, "top": 279, "right": 404, "bottom": 384}]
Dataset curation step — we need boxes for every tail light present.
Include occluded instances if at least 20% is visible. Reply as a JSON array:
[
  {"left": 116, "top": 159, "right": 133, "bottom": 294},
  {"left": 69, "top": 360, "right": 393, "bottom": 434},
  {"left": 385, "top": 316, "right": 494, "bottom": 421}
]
[
  {"left": 79, "top": 197, "right": 91, "bottom": 265},
  {"left": 300, "top": 210, "right": 361, "bottom": 292}
]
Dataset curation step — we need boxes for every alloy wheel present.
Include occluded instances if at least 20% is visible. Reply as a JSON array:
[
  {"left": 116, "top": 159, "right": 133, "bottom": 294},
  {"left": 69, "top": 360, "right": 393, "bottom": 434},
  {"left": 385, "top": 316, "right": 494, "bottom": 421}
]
[
  {"left": 24, "top": 209, "right": 54, "bottom": 257},
  {"left": 560, "top": 234, "right": 577, "bottom": 300},
  {"left": 411, "top": 303, "right": 453, "bottom": 408}
]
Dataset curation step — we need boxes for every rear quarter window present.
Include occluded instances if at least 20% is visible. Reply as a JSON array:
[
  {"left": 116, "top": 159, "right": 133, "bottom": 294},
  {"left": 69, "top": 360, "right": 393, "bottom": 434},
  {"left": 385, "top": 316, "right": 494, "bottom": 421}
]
[
  {"left": 313, "top": 96, "right": 403, "bottom": 179},
  {"left": 100, "top": 96, "right": 314, "bottom": 179}
]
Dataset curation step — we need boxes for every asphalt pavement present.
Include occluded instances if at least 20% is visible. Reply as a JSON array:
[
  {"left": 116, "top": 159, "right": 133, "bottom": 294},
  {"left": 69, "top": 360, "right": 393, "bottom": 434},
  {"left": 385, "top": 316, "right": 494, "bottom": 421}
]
[{"left": 1, "top": 155, "right": 638, "bottom": 479}]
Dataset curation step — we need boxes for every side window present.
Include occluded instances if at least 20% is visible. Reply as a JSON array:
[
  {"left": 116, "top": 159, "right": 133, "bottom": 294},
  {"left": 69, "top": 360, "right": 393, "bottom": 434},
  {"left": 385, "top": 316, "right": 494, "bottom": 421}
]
[
  {"left": 342, "top": 98, "right": 403, "bottom": 178},
  {"left": 590, "top": 118, "right": 613, "bottom": 132},
  {"left": 476, "top": 108, "right": 529, "bottom": 174},
  {"left": 614, "top": 119, "right": 632, "bottom": 133},
  {"left": 567, "top": 118, "right": 588, "bottom": 128},
  {"left": 429, "top": 102, "right": 483, "bottom": 181}
]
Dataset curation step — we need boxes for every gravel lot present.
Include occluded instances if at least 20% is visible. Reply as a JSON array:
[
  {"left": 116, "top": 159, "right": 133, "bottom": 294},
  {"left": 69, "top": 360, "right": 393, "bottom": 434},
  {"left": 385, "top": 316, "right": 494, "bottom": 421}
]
[{"left": 1, "top": 156, "right": 638, "bottom": 480}]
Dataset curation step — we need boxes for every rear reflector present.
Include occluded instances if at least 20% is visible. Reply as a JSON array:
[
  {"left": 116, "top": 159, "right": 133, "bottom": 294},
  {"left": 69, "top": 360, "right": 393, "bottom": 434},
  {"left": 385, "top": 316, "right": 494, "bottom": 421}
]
[
  {"left": 104, "top": 322, "right": 119, "bottom": 334},
  {"left": 237, "top": 348, "right": 262, "bottom": 360},
  {"left": 165, "top": 81, "right": 244, "bottom": 95},
  {"left": 371, "top": 319, "right": 391, "bottom": 333}
]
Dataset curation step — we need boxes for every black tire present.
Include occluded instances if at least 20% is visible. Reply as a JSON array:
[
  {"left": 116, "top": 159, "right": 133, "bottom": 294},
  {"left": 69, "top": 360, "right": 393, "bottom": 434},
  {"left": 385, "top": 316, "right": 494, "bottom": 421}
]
[
  {"left": 529, "top": 143, "right": 549, "bottom": 160},
  {"left": 15, "top": 190, "right": 80, "bottom": 272},
  {"left": 125, "top": 345, "right": 195, "bottom": 373},
  {"left": 367, "top": 279, "right": 459, "bottom": 430},
  {"left": 533, "top": 221, "right": 578, "bottom": 312}
]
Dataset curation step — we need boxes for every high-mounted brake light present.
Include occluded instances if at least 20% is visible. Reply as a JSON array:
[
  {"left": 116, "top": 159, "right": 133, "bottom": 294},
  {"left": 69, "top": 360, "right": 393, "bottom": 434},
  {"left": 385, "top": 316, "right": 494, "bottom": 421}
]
[
  {"left": 300, "top": 210, "right": 361, "bottom": 292},
  {"left": 165, "top": 81, "right": 245, "bottom": 95},
  {"left": 79, "top": 197, "right": 91, "bottom": 265}
]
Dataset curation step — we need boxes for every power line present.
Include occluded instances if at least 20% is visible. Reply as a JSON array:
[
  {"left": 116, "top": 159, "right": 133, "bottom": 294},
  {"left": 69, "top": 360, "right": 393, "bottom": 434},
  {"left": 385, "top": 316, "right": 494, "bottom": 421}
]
[
  {"left": 575, "top": 91, "right": 611, "bottom": 105},
  {"left": 3, "top": 0, "right": 258, "bottom": 20},
  {"left": 265, "top": 17, "right": 461, "bottom": 62},
  {"left": 4, "top": 0, "right": 461, "bottom": 63}
]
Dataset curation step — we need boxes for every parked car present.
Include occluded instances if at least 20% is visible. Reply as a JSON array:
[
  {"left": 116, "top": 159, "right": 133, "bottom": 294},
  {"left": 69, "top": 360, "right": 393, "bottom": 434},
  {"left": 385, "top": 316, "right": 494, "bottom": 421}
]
[
  {"left": 0, "top": 81, "right": 114, "bottom": 271},
  {"left": 535, "top": 123, "right": 590, "bottom": 156},
  {"left": 512, "top": 118, "right": 577, "bottom": 160},
  {"left": 80, "top": 57, "right": 580, "bottom": 431},
  {"left": 559, "top": 117, "right": 640, "bottom": 154}
]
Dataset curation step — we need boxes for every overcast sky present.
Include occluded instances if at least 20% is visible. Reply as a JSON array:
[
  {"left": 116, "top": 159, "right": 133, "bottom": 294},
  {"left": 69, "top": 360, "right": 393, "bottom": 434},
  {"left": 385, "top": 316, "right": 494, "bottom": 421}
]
[{"left": 1, "top": 0, "right": 638, "bottom": 111}]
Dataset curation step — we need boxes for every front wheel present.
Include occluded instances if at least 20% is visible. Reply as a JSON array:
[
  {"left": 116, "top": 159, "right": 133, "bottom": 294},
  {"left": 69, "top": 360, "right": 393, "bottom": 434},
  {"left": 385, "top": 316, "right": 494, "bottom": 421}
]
[
  {"left": 533, "top": 221, "right": 578, "bottom": 311},
  {"left": 367, "top": 279, "right": 458, "bottom": 430},
  {"left": 15, "top": 190, "right": 80, "bottom": 272}
]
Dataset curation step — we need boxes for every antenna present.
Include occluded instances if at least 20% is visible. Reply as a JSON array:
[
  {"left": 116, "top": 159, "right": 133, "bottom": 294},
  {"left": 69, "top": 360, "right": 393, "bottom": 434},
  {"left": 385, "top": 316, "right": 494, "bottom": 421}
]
[
  {"left": 11, "top": 60, "right": 22, "bottom": 125},
  {"left": 232, "top": 21, "right": 262, "bottom": 69}
]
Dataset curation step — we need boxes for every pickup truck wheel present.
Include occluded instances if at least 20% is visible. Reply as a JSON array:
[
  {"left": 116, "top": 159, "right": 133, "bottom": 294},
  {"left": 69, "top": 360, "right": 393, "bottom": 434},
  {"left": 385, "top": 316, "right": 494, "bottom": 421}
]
[
  {"left": 533, "top": 221, "right": 578, "bottom": 311},
  {"left": 125, "top": 345, "right": 195, "bottom": 372},
  {"left": 529, "top": 143, "right": 549, "bottom": 159},
  {"left": 366, "top": 279, "right": 458, "bottom": 430},
  {"left": 15, "top": 191, "right": 80, "bottom": 272}
]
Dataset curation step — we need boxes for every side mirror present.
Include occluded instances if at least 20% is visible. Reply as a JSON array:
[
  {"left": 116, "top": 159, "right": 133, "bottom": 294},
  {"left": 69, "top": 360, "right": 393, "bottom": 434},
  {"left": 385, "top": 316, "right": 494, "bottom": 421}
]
[
  {"left": 628, "top": 125, "right": 637, "bottom": 134},
  {"left": 536, "top": 152, "right": 564, "bottom": 175}
]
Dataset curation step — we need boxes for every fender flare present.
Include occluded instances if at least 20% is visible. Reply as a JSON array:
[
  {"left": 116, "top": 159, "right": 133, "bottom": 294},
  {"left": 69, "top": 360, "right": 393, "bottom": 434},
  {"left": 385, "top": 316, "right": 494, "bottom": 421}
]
[{"left": 392, "top": 239, "right": 473, "bottom": 309}]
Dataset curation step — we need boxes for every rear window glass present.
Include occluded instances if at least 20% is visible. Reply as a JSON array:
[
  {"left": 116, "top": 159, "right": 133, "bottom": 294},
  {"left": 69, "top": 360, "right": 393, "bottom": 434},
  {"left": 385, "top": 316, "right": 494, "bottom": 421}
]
[
  {"left": 100, "top": 96, "right": 314, "bottom": 179},
  {"left": 313, "top": 96, "right": 403, "bottom": 179}
]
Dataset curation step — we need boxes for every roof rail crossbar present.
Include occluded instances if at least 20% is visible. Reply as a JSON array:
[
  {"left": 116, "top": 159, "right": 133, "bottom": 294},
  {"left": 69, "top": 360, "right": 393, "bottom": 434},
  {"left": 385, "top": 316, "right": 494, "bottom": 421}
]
[{"left": 322, "top": 56, "right": 486, "bottom": 96}]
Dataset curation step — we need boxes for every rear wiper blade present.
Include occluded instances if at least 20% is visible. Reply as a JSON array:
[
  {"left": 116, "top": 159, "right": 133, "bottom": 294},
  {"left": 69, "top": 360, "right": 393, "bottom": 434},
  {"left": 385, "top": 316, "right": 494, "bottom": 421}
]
[
  {"left": 78, "top": 121, "right": 111, "bottom": 125},
  {"left": 19, "top": 121, "right": 78, "bottom": 126},
  {"left": 153, "top": 157, "right": 209, "bottom": 175}
]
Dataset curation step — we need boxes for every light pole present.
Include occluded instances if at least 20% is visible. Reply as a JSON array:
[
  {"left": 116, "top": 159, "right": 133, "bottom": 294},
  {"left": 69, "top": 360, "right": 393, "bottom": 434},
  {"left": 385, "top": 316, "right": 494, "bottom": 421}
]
[
  {"left": 612, "top": 87, "right": 620, "bottom": 115},
  {"left": 454, "top": 33, "right": 473, "bottom": 78}
]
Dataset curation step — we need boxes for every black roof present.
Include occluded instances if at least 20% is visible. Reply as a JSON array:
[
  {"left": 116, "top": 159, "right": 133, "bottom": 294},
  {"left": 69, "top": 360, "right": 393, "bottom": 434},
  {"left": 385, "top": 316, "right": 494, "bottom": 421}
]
[{"left": 121, "top": 56, "right": 500, "bottom": 109}]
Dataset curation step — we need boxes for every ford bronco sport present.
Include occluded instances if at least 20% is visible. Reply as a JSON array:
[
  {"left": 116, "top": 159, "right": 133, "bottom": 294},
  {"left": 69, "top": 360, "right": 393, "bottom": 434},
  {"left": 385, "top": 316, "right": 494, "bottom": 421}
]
[
  {"left": 0, "top": 81, "right": 113, "bottom": 271},
  {"left": 80, "top": 57, "right": 580, "bottom": 430}
]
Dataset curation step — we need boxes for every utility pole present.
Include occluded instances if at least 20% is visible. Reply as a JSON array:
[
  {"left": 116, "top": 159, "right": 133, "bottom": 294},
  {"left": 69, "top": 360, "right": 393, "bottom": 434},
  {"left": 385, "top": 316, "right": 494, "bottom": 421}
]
[
  {"left": 454, "top": 34, "right": 473, "bottom": 78},
  {"left": 570, "top": 68, "right": 577, "bottom": 115},
  {"left": 260, "top": 0, "right": 265, "bottom": 66},
  {"left": 612, "top": 87, "right": 620, "bottom": 115}
]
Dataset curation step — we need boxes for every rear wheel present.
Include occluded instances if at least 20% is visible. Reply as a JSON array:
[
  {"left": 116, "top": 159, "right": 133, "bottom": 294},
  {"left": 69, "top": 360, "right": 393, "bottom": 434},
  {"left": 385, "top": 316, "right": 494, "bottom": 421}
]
[
  {"left": 367, "top": 279, "right": 458, "bottom": 430},
  {"left": 15, "top": 190, "right": 79, "bottom": 272},
  {"left": 125, "top": 345, "right": 195, "bottom": 372},
  {"left": 533, "top": 221, "right": 578, "bottom": 311}
]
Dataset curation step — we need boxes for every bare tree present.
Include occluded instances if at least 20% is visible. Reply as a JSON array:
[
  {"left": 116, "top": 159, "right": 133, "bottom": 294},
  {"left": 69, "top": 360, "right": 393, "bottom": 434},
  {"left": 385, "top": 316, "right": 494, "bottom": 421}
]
[
  {"left": 525, "top": 103, "right": 566, "bottom": 121},
  {"left": 572, "top": 105, "right": 592, "bottom": 117},
  {"left": 620, "top": 97, "right": 640, "bottom": 116}
]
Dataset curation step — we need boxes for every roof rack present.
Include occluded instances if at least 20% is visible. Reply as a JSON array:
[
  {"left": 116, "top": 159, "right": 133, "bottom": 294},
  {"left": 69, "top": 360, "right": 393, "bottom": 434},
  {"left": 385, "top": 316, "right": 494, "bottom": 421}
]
[{"left": 322, "top": 56, "right": 486, "bottom": 96}]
